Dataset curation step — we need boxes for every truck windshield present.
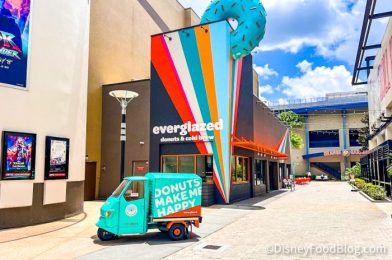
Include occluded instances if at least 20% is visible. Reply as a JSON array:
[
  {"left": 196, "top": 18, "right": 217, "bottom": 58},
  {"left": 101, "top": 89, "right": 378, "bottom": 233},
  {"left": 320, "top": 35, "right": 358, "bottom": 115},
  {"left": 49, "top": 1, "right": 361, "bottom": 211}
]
[{"left": 112, "top": 180, "right": 129, "bottom": 197}]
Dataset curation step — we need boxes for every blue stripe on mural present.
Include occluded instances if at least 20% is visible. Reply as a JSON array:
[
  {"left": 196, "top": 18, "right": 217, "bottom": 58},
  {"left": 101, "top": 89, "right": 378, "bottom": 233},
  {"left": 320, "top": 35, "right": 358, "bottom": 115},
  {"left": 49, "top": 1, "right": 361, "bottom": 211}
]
[
  {"left": 179, "top": 28, "right": 225, "bottom": 189},
  {"left": 210, "top": 22, "right": 231, "bottom": 198},
  {"left": 179, "top": 30, "right": 211, "bottom": 127}
]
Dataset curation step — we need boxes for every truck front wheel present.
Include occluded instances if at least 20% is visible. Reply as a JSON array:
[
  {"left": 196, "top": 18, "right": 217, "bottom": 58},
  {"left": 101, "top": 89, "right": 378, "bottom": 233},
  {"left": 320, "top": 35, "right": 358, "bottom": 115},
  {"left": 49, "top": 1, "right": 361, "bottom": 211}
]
[
  {"left": 97, "top": 228, "right": 116, "bottom": 241},
  {"left": 168, "top": 223, "right": 186, "bottom": 241}
]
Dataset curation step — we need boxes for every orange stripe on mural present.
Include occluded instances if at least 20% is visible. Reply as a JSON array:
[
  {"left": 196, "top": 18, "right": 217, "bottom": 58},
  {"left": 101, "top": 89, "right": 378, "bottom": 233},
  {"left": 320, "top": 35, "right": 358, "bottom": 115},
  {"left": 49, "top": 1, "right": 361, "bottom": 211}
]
[
  {"left": 151, "top": 35, "right": 207, "bottom": 154},
  {"left": 195, "top": 25, "right": 226, "bottom": 192}
]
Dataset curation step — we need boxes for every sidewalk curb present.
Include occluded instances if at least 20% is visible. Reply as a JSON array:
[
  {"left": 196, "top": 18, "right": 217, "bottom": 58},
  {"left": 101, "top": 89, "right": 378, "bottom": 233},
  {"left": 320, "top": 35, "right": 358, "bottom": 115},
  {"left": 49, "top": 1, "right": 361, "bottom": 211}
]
[{"left": 358, "top": 191, "right": 391, "bottom": 203}]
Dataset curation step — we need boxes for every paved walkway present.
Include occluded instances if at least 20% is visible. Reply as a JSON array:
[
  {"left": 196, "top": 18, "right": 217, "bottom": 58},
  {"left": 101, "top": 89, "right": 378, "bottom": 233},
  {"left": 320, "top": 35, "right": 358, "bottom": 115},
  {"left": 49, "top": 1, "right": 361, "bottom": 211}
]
[
  {"left": 1, "top": 182, "right": 392, "bottom": 259},
  {"left": 0, "top": 190, "right": 288, "bottom": 259},
  {"left": 80, "top": 190, "right": 289, "bottom": 260},
  {"left": 166, "top": 182, "right": 392, "bottom": 259}
]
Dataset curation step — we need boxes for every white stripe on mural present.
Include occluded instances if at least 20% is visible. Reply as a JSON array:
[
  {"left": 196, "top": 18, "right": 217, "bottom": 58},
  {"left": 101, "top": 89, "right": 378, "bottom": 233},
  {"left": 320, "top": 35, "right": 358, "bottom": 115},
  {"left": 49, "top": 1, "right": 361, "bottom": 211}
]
[{"left": 163, "top": 33, "right": 213, "bottom": 155}]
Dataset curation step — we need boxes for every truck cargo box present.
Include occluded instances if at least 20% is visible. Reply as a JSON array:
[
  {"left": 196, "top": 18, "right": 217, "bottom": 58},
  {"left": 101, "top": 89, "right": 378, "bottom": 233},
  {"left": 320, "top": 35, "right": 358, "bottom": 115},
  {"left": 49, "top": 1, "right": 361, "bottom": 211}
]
[{"left": 146, "top": 173, "right": 202, "bottom": 219}]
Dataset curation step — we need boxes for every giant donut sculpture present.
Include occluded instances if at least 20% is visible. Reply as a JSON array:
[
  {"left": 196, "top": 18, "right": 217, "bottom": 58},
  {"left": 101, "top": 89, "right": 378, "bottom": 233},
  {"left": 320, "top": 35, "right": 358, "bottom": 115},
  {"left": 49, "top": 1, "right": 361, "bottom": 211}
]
[{"left": 201, "top": 0, "right": 267, "bottom": 60}]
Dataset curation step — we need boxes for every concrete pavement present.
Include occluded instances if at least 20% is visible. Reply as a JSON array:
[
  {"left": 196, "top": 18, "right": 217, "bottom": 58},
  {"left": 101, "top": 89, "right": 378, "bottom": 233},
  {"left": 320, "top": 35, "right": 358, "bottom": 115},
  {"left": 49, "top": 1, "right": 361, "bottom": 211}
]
[
  {"left": 0, "top": 190, "right": 289, "bottom": 259},
  {"left": 2, "top": 182, "right": 392, "bottom": 259},
  {"left": 166, "top": 182, "right": 392, "bottom": 259},
  {"left": 80, "top": 190, "right": 290, "bottom": 260}
]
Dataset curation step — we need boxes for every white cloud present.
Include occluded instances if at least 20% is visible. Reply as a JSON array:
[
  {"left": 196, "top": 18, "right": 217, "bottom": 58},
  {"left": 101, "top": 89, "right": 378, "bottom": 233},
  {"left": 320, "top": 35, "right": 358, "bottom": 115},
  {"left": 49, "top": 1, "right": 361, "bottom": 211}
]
[
  {"left": 296, "top": 60, "right": 312, "bottom": 73},
  {"left": 178, "top": 0, "right": 389, "bottom": 65},
  {"left": 259, "top": 96, "right": 273, "bottom": 106},
  {"left": 256, "top": 0, "right": 388, "bottom": 65},
  {"left": 281, "top": 60, "right": 353, "bottom": 99},
  {"left": 253, "top": 64, "right": 279, "bottom": 79},
  {"left": 259, "top": 84, "right": 274, "bottom": 94},
  {"left": 278, "top": 98, "right": 289, "bottom": 105}
]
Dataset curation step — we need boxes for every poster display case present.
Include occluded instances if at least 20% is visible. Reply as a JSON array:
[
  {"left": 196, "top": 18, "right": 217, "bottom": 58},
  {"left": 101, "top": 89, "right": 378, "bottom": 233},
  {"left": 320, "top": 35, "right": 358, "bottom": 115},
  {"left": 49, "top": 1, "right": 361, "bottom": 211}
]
[
  {"left": 1, "top": 131, "right": 36, "bottom": 180},
  {"left": 44, "top": 136, "right": 70, "bottom": 180}
]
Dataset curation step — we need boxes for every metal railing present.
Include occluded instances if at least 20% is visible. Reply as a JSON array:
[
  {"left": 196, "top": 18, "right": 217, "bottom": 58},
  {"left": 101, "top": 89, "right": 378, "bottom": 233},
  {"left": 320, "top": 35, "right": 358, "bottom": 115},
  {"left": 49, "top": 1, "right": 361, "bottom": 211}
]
[{"left": 269, "top": 92, "right": 368, "bottom": 111}]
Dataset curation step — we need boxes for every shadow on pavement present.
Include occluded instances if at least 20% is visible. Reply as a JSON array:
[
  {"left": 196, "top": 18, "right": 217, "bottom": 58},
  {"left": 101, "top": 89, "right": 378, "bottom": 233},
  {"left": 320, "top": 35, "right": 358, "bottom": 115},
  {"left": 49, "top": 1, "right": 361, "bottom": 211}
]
[
  {"left": 91, "top": 230, "right": 200, "bottom": 246},
  {"left": 209, "top": 190, "right": 288, "bottom": 211}
]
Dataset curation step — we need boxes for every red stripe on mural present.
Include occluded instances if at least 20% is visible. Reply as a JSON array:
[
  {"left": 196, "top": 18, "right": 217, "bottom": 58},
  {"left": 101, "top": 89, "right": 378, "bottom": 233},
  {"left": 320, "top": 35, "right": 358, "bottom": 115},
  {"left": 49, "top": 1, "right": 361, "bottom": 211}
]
[
  {"left": 151, "top": 35, "right": 207, "bottom": 154},
  {"left": 232, "top": 58, "right": 243, "bottom": 136},
  {"left": 213, "top": 172, "right": 227, "bottom": 203}
]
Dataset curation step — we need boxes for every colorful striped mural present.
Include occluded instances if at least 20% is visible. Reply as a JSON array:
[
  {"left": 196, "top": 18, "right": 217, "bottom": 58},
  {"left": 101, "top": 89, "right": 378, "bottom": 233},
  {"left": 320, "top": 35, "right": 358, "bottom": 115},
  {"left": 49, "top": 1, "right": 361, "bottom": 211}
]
[
  {"left": 276, "top": 129, "right": 290, "bottom": 154},
  {"left": 151, "top": 21, "right": 243, "bottom": 203}
]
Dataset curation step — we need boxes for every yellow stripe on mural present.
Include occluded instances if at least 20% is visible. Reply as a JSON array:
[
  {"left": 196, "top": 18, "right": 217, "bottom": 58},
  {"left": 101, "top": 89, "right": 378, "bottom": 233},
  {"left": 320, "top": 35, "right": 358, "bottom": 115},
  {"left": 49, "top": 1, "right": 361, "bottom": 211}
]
[{"left": 195, "top": 25, "right": 226, "bottom": 192}]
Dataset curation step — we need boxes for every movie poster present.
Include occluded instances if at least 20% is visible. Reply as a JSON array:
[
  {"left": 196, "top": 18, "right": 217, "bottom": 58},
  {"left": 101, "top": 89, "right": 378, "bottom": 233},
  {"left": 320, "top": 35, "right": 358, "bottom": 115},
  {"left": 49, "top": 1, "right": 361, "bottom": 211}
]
[
  {"left": 45, "top": 136, "right": 69, "bottom": 180},
  {"left": 1, "top": 131, "right": 36, "bottom": 180},
  {"left": 0, "top": 0, "right": 31, "bottom": 89}
]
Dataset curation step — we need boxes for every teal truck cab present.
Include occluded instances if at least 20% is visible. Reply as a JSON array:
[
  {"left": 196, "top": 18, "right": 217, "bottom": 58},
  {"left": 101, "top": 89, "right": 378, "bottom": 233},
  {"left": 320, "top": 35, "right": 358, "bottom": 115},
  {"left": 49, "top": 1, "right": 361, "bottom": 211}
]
[{"left": 96, "top": 173, "right": 202, "bottom": 241}]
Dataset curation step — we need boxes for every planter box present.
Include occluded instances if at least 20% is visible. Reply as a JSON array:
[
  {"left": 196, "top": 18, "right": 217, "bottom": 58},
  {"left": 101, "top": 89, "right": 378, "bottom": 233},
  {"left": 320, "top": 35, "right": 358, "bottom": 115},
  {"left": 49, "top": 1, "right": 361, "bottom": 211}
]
[
  {"left": 347, "top": 182, "right": 391, "bottom": 203},
  {"left": 358, "top": 190, "right": 391, "bottom": 203}
]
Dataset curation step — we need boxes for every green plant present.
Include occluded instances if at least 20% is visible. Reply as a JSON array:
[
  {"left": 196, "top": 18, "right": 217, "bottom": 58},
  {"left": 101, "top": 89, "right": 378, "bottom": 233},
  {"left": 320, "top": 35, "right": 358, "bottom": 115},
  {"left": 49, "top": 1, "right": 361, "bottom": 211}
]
[
  {"left": 387, "top": 154, "right": 392, "bottom": 176},
  {"left": 345, "top": 162, "right": 361, "bottom": 179},
  {"left": 365, "top": 185, "right": 387, "bottom": 200},
  {"left": 354, "top": 178, "right": 366, "bottom": 189},
  {"left": 358, "top": 113, "right": 369, "bottom": 151},
  {"left": 362, "top": 183, "right": 373, "bottom": 194},
  {"left": 290, "top": 132, "right": 303, "bottom": 149},
  {"left": 278, "top": 111, "right": 304, "bottom": 149},
  {"left": 278, "top": 111, "right": 304, "bottom": 128}
]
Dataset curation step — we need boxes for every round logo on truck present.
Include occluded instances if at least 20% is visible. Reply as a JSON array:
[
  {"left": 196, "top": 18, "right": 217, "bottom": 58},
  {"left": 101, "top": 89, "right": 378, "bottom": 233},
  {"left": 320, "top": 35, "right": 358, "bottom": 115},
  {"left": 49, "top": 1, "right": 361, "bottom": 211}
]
[{"left": 125, "top": 204, "right": 138, "bottom": 217}]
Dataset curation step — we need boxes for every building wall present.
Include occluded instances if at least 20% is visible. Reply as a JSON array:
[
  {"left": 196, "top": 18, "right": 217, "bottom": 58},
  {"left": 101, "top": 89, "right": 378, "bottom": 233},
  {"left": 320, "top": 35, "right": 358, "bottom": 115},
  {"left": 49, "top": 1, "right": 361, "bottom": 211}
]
[
  {"left": 253, "top": 100, "right": 289, "bottom": 151},
  {"left": 290, "top": 110, "right": 366, "bottom": 177},
  {"left": 88, "top": 0, "right": 199, "bottom": 197},
  {"left": 100, "top": 80, "right": 150, "bottom": 198},
  {"left": 0, "top": 0, "right": 90, "bottom": 228},
  {"left": 368, "top": 18, "right": 392, "bottom": 149}
]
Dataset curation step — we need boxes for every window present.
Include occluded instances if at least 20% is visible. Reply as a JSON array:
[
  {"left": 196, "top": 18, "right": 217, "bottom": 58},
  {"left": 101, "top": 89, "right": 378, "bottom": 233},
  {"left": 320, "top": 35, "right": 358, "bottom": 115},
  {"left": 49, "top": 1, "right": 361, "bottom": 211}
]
[
  {"left": 162, "top": 156, "right": 177, "bottom": 173},
  {"left": 161, "top": 155, "right": 213, "bottom": 182},
  {"left": 123, "top": 181, "right": 144, "bottom": 201},
  {"left": 255, "top": 160, "right": 262, "bottom": 185},
  {"left": 309, "top": 130, "right": 340, "bottom": 148},
  {"left": 196, "top": 156, "right": 213, "bottom": 183},
  {"left": 349, "top": 129, "right": 361, "bottom": 147},
  {"left": 112, "top": 179, "right": 129, "bottom": 197},
  {"left": 243, "top": 158, "right": 249, "bottom": 181},
  {"left": 179, "top": 156, "right": 195, "bottom": 173},
  {"left": 279, "top": 163, "right": 285, "bottom": 181},
  {"left": 236, "top": 157, "right": 243, "bottom": 181},
  {"left": 231, "top": 156, "right": 249, "bottom": 183}
]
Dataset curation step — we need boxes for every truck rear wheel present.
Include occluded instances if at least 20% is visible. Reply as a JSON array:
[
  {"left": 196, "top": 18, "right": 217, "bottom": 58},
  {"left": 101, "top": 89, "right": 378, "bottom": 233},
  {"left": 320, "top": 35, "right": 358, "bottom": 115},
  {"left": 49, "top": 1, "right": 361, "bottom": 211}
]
[
  {"left": 97, "top": 228, "right": 116, "bottom": 241},
  {"left": 168, "top": 223, "right": 186, "bottom": 241}
]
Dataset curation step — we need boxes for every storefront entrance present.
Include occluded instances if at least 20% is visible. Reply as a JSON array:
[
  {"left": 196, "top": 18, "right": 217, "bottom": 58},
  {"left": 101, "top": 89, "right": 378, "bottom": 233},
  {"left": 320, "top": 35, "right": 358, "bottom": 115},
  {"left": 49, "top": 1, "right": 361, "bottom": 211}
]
[{"left": 269, "top": 162, "right": 278, "bottom": 191}]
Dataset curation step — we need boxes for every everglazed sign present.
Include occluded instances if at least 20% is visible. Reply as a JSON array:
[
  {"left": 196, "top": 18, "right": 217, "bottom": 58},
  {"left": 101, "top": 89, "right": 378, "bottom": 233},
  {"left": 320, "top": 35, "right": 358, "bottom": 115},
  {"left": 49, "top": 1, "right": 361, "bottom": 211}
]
[{"left": 152, "top": 119, "right": 223, "bottom": 143}]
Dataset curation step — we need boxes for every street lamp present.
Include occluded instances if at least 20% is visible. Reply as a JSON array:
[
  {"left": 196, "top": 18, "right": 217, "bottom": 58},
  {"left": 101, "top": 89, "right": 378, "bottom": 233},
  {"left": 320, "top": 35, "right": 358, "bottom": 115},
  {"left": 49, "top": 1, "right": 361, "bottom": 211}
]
[{"left": 109, "top": 90, "right": 139, "bottom": 182}]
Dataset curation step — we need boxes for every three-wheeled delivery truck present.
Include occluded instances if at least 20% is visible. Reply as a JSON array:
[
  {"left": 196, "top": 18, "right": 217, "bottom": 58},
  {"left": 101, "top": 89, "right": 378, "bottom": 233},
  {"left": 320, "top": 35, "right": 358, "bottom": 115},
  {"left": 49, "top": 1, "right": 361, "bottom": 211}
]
[{"left": 96, "top": 173, "right": 202, "bottom": 241}]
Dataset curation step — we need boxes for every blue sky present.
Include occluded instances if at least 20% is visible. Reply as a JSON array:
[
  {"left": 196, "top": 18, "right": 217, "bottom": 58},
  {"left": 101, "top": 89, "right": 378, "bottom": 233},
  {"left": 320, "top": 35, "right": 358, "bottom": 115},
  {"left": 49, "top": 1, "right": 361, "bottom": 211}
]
[{"left": 178, "top": 0, "right": 391, "bottom": 104}]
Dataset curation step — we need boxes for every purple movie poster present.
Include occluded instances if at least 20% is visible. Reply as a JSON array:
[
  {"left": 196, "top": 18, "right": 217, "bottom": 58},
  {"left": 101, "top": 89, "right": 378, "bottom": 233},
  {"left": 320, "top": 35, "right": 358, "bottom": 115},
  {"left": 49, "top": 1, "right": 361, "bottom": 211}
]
[
  {"left": 0, "top": 0, "right": 31, "bottom": 89},
  {"left": 2, "top": 131, "right": 36, "bottom": 180}
]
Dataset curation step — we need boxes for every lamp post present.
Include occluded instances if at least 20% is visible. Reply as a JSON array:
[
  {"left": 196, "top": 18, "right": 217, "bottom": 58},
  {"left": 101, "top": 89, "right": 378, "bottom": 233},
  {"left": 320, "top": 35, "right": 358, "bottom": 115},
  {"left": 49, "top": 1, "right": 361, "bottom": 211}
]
[{"left": 109, "top": 90, "right": 139, "bottom": 182}]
